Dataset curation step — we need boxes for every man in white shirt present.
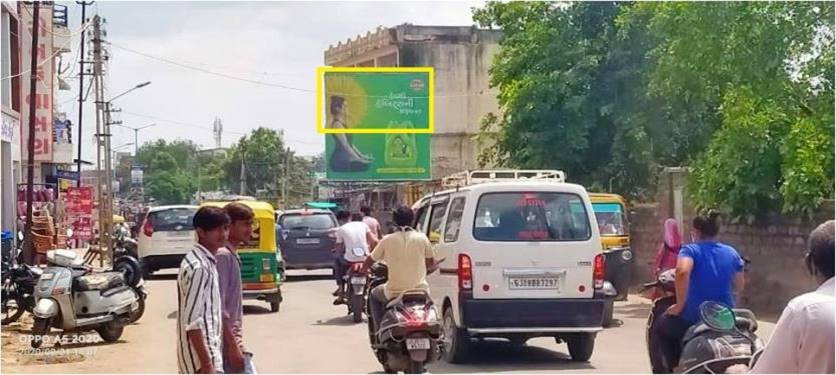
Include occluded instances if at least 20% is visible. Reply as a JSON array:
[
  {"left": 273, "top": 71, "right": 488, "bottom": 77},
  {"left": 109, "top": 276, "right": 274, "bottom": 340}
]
[
  {"left": 334, "top": 212, "right": 378, "bottom": 304},
  {"left": 750, "top": 220, "right": 835, "bottom": 374}
]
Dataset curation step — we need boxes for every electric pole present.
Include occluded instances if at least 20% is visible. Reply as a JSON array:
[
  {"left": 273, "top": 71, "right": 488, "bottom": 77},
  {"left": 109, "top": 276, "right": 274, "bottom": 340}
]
[
  {"left": 75, "top": 1, "right": 93, "bottom": 186},
  {"left": 91, "top": 14, "right": 109, "bottom": 266},
  {"left": 22, "top": 1, "right": 41, "bottom": 266}
]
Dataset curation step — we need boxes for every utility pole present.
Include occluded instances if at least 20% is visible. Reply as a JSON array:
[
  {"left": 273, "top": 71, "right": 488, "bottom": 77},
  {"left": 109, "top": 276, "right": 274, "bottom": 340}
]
[
  {"left": 90, "top": 14, "right": 109, "bottom": 266},
  {"left": 75, "top": 1, "right": 93, "bottom": 186},
  {"left": 282, "top": 147, "right": 292, "bottom": 209},
  {"left": 239, "top": 150, "right": 246, "bottom": 195},
  {"left": 22, "top": 1, "right": 41, "bottom": 266}
]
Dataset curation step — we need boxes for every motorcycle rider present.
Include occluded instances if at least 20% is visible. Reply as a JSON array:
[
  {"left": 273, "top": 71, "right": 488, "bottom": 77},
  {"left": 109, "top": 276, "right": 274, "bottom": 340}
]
[
  {"left": 750, "top": 220, "right": 835, "bottom": 374},
  {"left": 334, "top": 211, "right": 378, "bottom": 304},
  {"left": 362, "top": 205, "right": 437, "bottom": 332},
  {"left": 650, "top": 211, "right": 745, "bottom": 373}
]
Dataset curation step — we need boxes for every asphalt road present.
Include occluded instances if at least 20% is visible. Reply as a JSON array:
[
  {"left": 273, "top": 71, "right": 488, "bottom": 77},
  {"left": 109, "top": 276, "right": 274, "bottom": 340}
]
[{"left": 4, "top": 269, "right": 776, "bottom": 373}]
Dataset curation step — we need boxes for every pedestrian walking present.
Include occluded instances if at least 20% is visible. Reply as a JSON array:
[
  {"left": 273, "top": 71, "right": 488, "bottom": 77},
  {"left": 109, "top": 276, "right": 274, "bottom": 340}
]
[
  {"left": 217, "top": 203, "right": 257, "bottom": 374},
  {"left": 177, "top": 206, "right": 229, "bottom": 374}
]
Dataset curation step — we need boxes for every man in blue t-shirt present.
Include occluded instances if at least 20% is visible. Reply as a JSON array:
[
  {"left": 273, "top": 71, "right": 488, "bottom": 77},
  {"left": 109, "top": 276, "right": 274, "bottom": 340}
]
[{"left": 649, "top": 212, "right": 745, "bottom": 373}]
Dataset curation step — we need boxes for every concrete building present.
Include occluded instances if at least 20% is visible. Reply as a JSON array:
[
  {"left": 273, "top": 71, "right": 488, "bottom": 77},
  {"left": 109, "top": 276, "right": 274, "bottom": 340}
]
[
  {"left": 324, "top": 24, "right": 502, "bottom": 179},
  {"left": 1, "top": 2, "right": 75, "bottom": 233}
]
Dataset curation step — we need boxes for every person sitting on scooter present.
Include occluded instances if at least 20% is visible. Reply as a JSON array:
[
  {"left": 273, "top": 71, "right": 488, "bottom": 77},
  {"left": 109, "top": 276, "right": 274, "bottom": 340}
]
[
  {"left": 650, "top": 210, "right": 745, "bottom": 373},
  {"left": 750, "top": 220, "right": 834, "bottom": 374},
  {"left": 362, "top": 206, "right": 437, "bottom": 332}
]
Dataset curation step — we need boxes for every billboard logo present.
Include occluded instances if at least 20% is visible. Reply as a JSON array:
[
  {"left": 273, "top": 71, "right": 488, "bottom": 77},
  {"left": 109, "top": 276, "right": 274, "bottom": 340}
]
[{"left": 410, "top": 79, "right": 425, "bottom": 91}]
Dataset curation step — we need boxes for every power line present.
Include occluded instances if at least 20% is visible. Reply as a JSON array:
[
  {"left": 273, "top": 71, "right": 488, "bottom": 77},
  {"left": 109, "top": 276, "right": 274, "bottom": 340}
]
[
  {"left": 118, "top": 110, "right": 323, "bottom": 146},
  {"left": 105, "top": 41, "right": 498, "bottom": 99}
]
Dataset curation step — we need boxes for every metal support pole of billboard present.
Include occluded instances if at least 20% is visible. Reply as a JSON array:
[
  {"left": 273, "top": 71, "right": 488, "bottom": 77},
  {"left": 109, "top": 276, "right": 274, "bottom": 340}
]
[{"left": 22, "top": 1, "right": 41, "bottom": 266}]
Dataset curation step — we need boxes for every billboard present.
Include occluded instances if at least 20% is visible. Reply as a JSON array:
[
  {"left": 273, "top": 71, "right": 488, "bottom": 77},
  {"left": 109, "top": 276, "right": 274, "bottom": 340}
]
[
  {"left": 319, "top": 68, "right": 433, "bottom": 181},
  {"left": 19, "top": 3, "right": 54, "bottom": 161}
]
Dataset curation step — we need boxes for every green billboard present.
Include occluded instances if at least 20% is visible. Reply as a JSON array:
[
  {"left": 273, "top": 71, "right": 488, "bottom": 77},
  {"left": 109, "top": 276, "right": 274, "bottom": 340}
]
[{"left": 320, "top": 68, "right": 433, "bottom": 181}]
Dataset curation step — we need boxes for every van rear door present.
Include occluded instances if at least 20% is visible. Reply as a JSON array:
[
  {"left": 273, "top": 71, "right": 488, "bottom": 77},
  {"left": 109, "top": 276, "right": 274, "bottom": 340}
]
[{"left": 469, "top": 191, "right": 598, "bottom": 300}]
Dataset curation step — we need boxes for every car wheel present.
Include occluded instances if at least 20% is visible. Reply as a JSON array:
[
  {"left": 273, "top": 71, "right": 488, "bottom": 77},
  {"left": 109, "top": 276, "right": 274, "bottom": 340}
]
[
  {"left": 565, "top": 332, "right": 595, "bottom": 362},
  {"left": 442, "top": 307, "right": 470, "bottom": 364}
]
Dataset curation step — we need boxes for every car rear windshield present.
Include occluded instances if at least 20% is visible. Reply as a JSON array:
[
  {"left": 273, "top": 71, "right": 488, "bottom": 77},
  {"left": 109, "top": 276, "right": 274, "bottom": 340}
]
[
  {"left": 149, "top": 208, "right": 196, "bottom": 232},
  {"left": 279, "top": 213, "right": 336, "bottom": 230},
  {"left": 592, "top": 203, "right": 628, "bottom": 236},
  {"left": 473, "top": 192, "right": 591, "bottom": 242}
]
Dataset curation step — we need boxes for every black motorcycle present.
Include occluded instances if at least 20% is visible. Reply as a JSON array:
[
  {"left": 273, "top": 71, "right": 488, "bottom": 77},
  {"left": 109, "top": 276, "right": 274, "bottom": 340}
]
[
  {"left": 111, "top": 227, "right": 147, "bottom": 323},
  {"left": 1, "top": 251, "right": 42, "bottom": 325}
]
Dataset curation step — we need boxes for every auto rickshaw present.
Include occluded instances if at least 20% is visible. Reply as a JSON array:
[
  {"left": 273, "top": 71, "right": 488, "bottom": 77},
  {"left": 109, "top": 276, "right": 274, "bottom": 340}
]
[
  {"left": 201, "top": 200, "right": 284, "bottom": 312},
  {"left": 589, "top": 193, "right": 632, "bottom": 296}
]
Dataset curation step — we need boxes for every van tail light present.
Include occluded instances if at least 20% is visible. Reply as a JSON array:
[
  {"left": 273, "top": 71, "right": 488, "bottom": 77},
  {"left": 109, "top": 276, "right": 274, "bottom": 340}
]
[
  {"left": 142, "top": 219, "right": 154, "bottom": 237},
  {"left": 594, "top": 254, "right": 605, "bottom": 289},
  {"left": 458, "top": 254, "right": 472, "bottom": 290}
]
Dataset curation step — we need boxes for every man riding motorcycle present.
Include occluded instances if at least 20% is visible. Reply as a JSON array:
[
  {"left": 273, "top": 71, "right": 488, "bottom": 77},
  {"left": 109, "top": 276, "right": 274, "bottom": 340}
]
[
  {"left": 649, "top": 211, "right": 746, "bottom": 373},
  {"left": 334, "top": 211, "right": 378, "bottom": 304},
  {"left": 362, "top": 206, "right": 437, "bottom": 332}
]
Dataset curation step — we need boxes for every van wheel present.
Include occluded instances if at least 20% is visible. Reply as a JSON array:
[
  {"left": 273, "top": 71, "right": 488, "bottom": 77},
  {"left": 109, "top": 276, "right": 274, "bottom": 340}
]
[
  {"left": 96, "top": 321, "right": 124, "bottom": 342},
  {"left": 442, "top": 308, "right": 470, "bottom": 364},
  {"left": 565, "top": 333, "right": 595, "bottom": 362}
]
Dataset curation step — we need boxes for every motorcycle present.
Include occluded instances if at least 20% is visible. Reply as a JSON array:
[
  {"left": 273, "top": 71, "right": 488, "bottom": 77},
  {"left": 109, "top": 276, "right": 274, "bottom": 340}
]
[
  {"left": 643, "top": 269, "right": 764, "bottom": 373},
  {"left": 1, "top": 249, "right": 42, "bottom": 325},
  {"left": 366, "top": 263, "right": 442, "bottom": 374},
  {"left": 31, "top": 249, "right": 140, "bottom": 348},
  {"left": 111, "top": 226, "right": 147, "bottom": 323},
  {"left": 343, "top": 262, "right": 369, "bottom": 323}
]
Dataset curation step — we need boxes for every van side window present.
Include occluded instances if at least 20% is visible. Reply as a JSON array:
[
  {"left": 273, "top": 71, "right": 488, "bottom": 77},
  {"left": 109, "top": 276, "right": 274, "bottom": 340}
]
[
  {"left": 426, "top": 202, "right": 448, "bottom": 241},
  {"left": 414, "top": 206, "right": 429, "bottom": 233},
  {"left": 443, "top": 198, "right": 466, "bottom": 243}
]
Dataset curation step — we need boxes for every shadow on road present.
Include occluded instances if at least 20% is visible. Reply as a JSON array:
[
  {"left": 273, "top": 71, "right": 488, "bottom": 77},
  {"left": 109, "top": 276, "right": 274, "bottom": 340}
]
[
  {"left": 313, "top": 314, "right": 365, "bottom": 327},
  {"left": 616, "top": 301, "right": 651, "bottom": 320},
  {"left": 146, "top": 273, "right": 177, "bottom": 281},
  {"left": 284, "top": 273, "right": 335, "bottom": 282},
  {"left": 243, "top": 305, "right": 274, "bottom": 315},
  {"left": 429, "top": 340, "right": 596, "bottom": 373}
]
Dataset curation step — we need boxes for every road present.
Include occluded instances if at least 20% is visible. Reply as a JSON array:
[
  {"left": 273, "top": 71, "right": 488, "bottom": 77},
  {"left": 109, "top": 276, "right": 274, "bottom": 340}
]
[{"left": 4, "top": 269, "right": 776, "bottom": 373}]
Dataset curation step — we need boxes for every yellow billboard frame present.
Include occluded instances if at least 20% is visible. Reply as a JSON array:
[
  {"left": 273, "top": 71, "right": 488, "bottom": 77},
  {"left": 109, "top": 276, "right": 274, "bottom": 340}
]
[{"left": 316, "top": 66, "right": 434, "bottom": 134}]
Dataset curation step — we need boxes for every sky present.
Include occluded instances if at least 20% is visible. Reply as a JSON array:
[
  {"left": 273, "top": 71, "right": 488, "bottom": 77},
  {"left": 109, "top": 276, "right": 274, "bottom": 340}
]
[{"left": 53, "top": 0, "right": 484, "bottom": 161}]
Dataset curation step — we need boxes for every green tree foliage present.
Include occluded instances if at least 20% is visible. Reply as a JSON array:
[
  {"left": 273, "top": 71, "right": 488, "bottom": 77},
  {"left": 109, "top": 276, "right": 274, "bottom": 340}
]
[{"left": 474, "top": 1, "right": 834, "bottom": 217}]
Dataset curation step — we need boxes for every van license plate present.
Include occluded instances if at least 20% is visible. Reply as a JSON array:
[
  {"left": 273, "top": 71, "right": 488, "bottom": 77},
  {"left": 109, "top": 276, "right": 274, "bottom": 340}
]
[
  {"left": 296, "top": 238, "right": 320, "bottom": 244},
  {"left": 406, "top": 338, "right": 431, "bottom": 350},
  {"left": 509, "top": 277, "right": 560, "bottom": 290}
]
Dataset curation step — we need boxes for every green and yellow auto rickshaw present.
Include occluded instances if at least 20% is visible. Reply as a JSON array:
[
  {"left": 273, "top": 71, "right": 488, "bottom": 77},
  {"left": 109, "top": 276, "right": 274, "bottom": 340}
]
[{"left": 202, "top": 200, "right": 284, "bottom": 312}]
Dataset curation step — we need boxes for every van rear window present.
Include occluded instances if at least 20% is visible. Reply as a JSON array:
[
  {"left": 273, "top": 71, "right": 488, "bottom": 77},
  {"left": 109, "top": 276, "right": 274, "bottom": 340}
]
[
  {"left": 149, "top": 208, "right": 196, "bottom": 232},
  {"left": 473, "top": 192, "right": 591, "bottom": 242}
]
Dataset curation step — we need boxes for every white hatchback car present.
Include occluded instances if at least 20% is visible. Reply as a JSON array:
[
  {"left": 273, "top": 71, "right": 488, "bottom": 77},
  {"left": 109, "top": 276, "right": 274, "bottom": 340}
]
[
  {"left": 416, "top": 174, "right": 607, "bottom": 363},
  {"left": 137, "top": 205, "right": 198, "bottom": 276}
]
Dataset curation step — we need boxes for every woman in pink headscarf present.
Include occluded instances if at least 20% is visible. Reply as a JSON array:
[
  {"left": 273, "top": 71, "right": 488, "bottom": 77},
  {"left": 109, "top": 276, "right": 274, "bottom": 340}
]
[{"left": 654, "top": 218, "right": 682, "bottom": 277}]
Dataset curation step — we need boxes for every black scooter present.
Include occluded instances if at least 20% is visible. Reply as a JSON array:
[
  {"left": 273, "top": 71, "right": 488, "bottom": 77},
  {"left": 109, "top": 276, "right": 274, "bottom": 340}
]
[{"left": 643, "top": 269, "right": 764, "bottom": 374}]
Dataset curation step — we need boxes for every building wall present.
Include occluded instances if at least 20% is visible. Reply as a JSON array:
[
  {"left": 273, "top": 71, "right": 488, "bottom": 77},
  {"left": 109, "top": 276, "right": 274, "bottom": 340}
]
[{"left": 395, "top": 26, "right": 501, "bottom": 178}]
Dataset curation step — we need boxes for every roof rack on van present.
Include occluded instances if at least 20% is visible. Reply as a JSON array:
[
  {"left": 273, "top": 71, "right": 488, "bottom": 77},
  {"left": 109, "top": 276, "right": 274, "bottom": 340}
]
[{"left": 441, "top": 169, "right": 566, "bottom": 188}]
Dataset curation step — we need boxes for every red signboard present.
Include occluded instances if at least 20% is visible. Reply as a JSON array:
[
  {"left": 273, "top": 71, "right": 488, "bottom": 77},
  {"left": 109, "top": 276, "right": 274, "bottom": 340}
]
[
  {"left": 19, "top": 3, "right": 54, "bottom": 161},
  {"left": 66, "top": 186, "right": 93, "bottom": 241}
]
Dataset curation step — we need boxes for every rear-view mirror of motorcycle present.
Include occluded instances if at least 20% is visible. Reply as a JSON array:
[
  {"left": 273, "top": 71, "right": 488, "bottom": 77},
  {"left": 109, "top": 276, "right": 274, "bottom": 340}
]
[{"left": 426, "top": 257, "right": 446, "bottom": 275}]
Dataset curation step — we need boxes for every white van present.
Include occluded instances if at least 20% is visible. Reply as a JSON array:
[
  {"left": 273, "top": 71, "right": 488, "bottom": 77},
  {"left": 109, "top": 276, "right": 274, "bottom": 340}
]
[{"left": 416, "top": 172, "right": 607, "bottom": 363}]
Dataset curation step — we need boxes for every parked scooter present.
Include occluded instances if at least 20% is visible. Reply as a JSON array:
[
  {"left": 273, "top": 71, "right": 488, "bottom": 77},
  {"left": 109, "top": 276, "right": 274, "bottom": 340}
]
[
  {"left": 366, "top": 263, "right": 442, "bottom": 374},
  {"left": 643, "top": 269, "right": 764, "bottom": 373},
  {"left": 31, "top": 249, "right": 140, "bottom": 348},
  {"left": 1, "top": 248, "right": 41, "bottom": 325}
]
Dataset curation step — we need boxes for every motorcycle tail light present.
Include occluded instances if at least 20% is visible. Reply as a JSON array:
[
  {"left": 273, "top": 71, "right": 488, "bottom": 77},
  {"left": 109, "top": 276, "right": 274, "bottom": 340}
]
[{"left": 594, "top": 254, "right": 605, "bottom": 289}]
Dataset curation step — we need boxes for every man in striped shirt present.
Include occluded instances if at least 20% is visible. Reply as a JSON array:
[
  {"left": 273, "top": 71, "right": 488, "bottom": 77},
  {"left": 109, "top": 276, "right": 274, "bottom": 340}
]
[{"left": 177, "top": 206, "right": 229, "bottom": 374}]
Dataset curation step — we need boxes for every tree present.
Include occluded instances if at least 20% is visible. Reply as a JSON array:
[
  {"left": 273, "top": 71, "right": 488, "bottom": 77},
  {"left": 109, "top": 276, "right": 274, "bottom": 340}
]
[
  {"left": 135, "top": 140, "right": 203, "bottom": 204},
  {"left": 473, "top": 1, "right": 834, "bottom": 217}
]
